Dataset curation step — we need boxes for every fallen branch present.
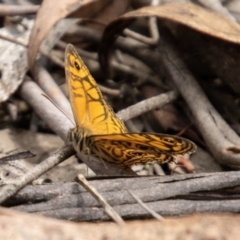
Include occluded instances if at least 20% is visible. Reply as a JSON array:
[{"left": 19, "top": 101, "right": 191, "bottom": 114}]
[{"left": 5, "top": 171, "right": 240, "bottom": 220}]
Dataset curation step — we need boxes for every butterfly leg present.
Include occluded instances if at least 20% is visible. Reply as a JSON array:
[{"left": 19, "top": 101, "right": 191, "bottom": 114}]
[
  {"left": 98, "top": 155, "right": 108, "bottom": 169},
  {"left": 84, "top": 147, "right": 90, "bottom": 176},
  {"left": 65, "top": 128, "right": 76, "bottom": 145},
  {"left": 59, "top": 130, "right": 73, "bottom": 152}
]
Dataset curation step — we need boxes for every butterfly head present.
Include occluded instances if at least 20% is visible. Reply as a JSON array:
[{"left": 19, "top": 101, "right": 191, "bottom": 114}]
[{"left": 65, "top": 44, "right": 90, "bottom": 80}]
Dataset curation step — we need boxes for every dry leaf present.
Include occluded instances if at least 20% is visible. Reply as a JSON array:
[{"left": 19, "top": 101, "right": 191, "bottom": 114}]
[
  {"left": 71, "top": 0, "right": 129, "bottom": 27},
  {"left": 99, "top": 2, "right": 240, "bottom": 87},
  {"left": 0, "top": 19, "right": 33, "bottom": 102},
  {"left": 28, "top": 0, "right": 112, "bottom": 71}
]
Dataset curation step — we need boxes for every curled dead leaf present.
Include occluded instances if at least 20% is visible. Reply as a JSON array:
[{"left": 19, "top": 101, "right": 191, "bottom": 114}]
[
  {"left": 28, "top": 0, "right": 114, "bottom": 72},
  {"left": 99, "top": 3, "right": 240, "bottom": 94}
]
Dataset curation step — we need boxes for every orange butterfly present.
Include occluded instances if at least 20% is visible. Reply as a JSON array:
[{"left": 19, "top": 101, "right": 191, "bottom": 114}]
[{"left": 65, "top": 44, "right": 196, "bottom": 166}]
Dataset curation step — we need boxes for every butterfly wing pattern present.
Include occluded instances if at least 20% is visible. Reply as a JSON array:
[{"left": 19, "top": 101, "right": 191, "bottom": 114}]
[
  {"left": 88, "top": 133, "right": 196, "bottom": 166},
  {"left": 65, "top": 44, "right": 127, "bottom": 135},
  {"left": 65, "top": 44, "right": 196, "bottom": 166}
]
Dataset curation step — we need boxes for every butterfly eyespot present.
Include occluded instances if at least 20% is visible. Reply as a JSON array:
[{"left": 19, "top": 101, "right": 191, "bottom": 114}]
[{"left": 74, "top": 61, "right": 80, "bottom": 71}]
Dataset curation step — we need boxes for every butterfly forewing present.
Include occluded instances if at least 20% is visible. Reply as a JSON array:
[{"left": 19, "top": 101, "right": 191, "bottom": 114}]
[{"left": 65, "top": 44, "right": 127, "bottom": 135}]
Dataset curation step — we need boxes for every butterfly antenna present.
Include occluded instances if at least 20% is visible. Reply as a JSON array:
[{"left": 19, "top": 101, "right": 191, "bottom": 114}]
[
  {"left": 86, "top": 148, "right": 108, "bottom": 169},
  {"left": 41, "top": 93, "right": 75, "bottom": 126},
  {"left": 99, "top": 155, "right": 108, "bottom": 169}
]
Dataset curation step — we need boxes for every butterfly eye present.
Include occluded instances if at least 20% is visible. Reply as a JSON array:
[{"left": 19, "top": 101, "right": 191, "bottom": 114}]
[{"left": 74, "top": 61, "right": 80, "bottom": 70}]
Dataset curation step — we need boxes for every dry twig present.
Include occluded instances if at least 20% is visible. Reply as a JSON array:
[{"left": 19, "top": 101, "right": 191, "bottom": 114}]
[
  {"left": 128, "top": 190, "right": 164, "bottom": 220},
  {"left": 0, "top": 144, "right": 74, "bottom": 204},
  {"left": 77, "top": 174, "right": 125, "bottom": 225},
  {"left": 0, "top": 4, "right": 39, "bottom": 16},
  {"left": 117, "top": 90, "right": 177, "bottom": 121}
]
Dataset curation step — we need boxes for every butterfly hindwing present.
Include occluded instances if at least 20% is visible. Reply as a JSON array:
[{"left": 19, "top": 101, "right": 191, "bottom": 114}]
[{"left": 87, "top": 133, "right": 196, "bottom": 166}]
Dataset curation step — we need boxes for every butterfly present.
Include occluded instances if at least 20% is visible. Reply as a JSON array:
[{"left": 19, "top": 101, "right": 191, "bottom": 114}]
[{"left": 65, "top": 44, "right": 196, "bottom": 166}]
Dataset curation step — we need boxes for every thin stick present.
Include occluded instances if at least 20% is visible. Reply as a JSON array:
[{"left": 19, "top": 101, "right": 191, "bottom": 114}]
[
  {"left": 77, "top": 174, "right": 125, "bottom": 226},
  {"left": 128, "top": 190, "right": 164, "bottom": 220},
  {"left": 0, "top": 150, "right": 35, "bottom": 162},
  {"left": 0, "top": 144, "right": 74, "bottom": 204},
  {"left": 0, "top": 34, "right": 64, "bottom": 68},
  {"left": 0, "top": 5, "right": 39, "bottom": 16},
  {"left": 117, "top": 90, "right": 177, "bottom": 121}
]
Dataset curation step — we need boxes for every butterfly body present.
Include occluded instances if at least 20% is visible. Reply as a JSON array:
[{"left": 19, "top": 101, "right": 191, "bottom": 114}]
[{"left": 65, "top": 44, "right": 196, "bottom": 167}]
